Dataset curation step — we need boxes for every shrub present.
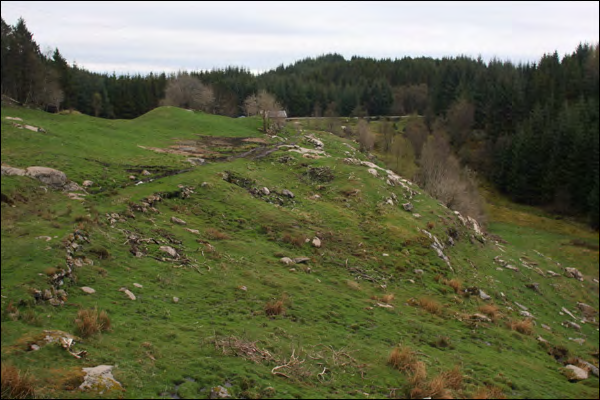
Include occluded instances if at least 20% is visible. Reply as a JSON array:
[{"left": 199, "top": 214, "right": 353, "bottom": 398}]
[
  {"left": 75, "top": 307, "right": 111, "bottom": 338},
  {"left": 1, "top": 364, "right": 36, "bottom": 399}
]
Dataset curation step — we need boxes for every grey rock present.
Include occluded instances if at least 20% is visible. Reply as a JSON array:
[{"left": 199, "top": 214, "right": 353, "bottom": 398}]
[
  {"left": 79, "top": 365, "right": 123, "bottom": 393},
  {"left": 402, "top": 202, "right": 414, "bottom": 212},
  {"left": 312, "top": 237, "right": 322, "bottom": 248},
  {"left": 565, "top": 365, "right": 588, "bottom": 381},
  {"left": 260, "top": 187, "right": 271, "bottom": 196},
  {"left": 119, "top": 288, "right": 136, "bottom": 301},
  {"left": 565, "top": 267, "right": 583, "bottom": 281},
  {"left": 210, "top": 385, "right": 231, "bottom": 399},
  {"left": 562, "top": 320, "right": 581, "bottom": 330},
  {"left": 281, "top": 189, "right": 295, "bottom": 198},
  {"left": 293, "top": 257, "right": 310, "bottom": 264},
  {"left": 159, "top": 246, "right": 178, "bottom": 258},
  {"left": 80, "top": 287, "right": 96, "bottom": 294},
  {"left": 24, "top": 167, "right": 67, "bottom": 188},
  {"left": 479, "top": 290, "right": 491, "bottom": 301},
  {"left": 280, "top": 257, "right": 294, "bottom": 265},
  {"left": 171, "top": 216, "right": 187, "bottom": 225}
]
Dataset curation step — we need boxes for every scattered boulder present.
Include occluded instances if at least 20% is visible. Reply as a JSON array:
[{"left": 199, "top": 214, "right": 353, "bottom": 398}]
[
  {"left": 562, "top": 320, "right": 581, "bottom": 331},
  {"left": 479, "top": 290, "right": 492, "bottom": 301},
  {"left": 1, "top": 165, "right": 26, "bottom": 176},
  {"left": 82, "top": 180, "right": 93, "bottom": 187},
  {"left": 119, "top": 288, "right": 136, "bottom": 301},
  {"left": 281, "top": 189, "right": 295, "bottom": 198},
  {"left": 173, "top": 297, "right": 179, "bottom": 303},
  {"left": 25, "top": 167, "right": 67, "bottom": 188},
  {"left": 80, "top": 287, "right": 96, "bottom": 294},
  {"left": 569, "top": 337, "right": 586, "bottom": 345},
  {"left": 293, "top": 257, "right": 310, "bottom": 264},
  {"left": 547, "top": 270, "right": 560, "bottom": 277},
  {"left": 402, "top": 202, "right": 414, "bottom": 212},
  {"left": 312, "top": 237, "right": 322, "bottom": 248},
  {"left": 184, "top": 228, "right": 200, "bottom": 235},
  {"left": 367, "top": 168, "right": 378, "bottom": 177},
  {"left": 280, "top": 257, "right": 294, "bottom": 265},
  {"left": 79, "top": 365, "right": 123, "bottom": 394},
  {"left": 542, "top": 324, "right": 552, "bottom": 331},
  {"left": 5, "top": 116, "right": 23, "bottom": 121},
  {"left": 564, "top": 365, "right": 588, "bottom": 381},
  {"left": 470, "top": 313, "right": 492, "bottom": 323},
  {"left": 414, "top": 269, "right": 424, "bottom": 275},
  {"left": 260, "top": 187, "right": 271, "bottom": 196},
  {"left": 171, "top": 216, "right": 187, "bottom": 225},
  {"left": 564, "top": 267, "right": 583, "bottom": 281},
  {"left": 504, "top": 264, "right": 519, "bottom": 272},
  {"left": 133, "top": 283, "right": 143, "bottom": 289},
  {"left": 159, "top": 246, "right": 178, "bottom": 258},
  {"left": 210, "top": 385, "right": 231, "bottom": 399},
  {"left": 142, "top": 170, "right": 152, "bottom": 176},
  {"left": 576, "top": 359, "right": 599, "bottom": 378},
  {"left": 187, "top": 158, "right": 206, "bottom": 166}
]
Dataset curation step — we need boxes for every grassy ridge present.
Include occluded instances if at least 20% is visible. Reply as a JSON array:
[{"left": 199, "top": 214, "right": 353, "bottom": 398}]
[{"left": 1, "top": 106, "right": 598, "bottom": 399}]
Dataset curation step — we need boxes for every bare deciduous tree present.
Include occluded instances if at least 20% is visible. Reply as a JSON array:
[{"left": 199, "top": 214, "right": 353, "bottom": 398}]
[
  {"left": 390, "top": 135, "right": 417, "bottom": 179},
  {"left": 160, "top": 73, "right": 214, "bottom": 112},
  {"left": 357, "top": 119, "right": 374, "bottom": 153},
  {"left": 404, "top": 118, "right": 429, "bottom": 158},
  {"left": 245, "top": 90, "right": 284, "bottom": 133},
  {"left": 416, "top": 132, "right": 485, "bottom": 224}
]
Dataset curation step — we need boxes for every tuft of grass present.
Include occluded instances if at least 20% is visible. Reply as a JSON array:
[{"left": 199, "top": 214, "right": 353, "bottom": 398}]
[
  {"left": 1, "top": 363, "right": 36, "bottom": 399},
  {"left": 444, "top": 278, "right": 463, "bottom": 294},
  {"left": 282, "top": 233, "right": 306, "bottom": 247},
  {"left": 75, "top": 307, "right": 111, "bottom": 338},
  {"left": 205, "top": 228, "right": 231, "bottom": 241},
  {"left": 508, "top": 319, "right": 533, "bottom": 335},
  {"left": 441, "top": 365, "right": 464, "bottom": 391},
  {"left": 388, "top": 346, "right": 418, "bottom": 372},
  {"left": 470, "top": 385, "right": 507, "bottom": 399},
  {"left": 407, "top": 360, "right": 428, "bottom": 386},
  {"left": 346, "top": 280, "right": 361, "bottom": 291},
  {"left": 265, "top": 295, "right": 287, "bottom": 317},
  {"left": 418, "top": 297, "right": 443, "bottom": 315},
  {"left": 478, "top": 304, "right": 500, "bottom": 322},
  {"left": 380, "top": 294, "right": 395, "bottom": 304}
]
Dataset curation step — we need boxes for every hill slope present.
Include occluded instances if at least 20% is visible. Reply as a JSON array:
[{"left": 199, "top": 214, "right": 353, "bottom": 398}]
[{"left": 1, "top": 106, "right": 598, "bottom": 399}]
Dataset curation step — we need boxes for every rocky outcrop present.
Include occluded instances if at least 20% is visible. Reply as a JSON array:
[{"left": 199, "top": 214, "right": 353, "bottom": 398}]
[{"left": 564, "top": 365, "right": 588, "bottom": 381}]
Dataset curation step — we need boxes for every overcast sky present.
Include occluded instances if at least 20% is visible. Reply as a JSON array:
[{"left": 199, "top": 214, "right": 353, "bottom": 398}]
[{"left": 2, "top": 1, "right": 599, "bottom": 75}]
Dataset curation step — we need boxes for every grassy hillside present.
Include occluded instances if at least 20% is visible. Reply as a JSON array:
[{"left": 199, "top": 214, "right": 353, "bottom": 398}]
[{"left": 1, "top": 105, "right": 598, "bottom": 399}]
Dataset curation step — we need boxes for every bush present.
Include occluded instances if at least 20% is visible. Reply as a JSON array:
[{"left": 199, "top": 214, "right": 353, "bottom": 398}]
[{"left": 419, "top": 297, "right": 442, "bottom": 315}]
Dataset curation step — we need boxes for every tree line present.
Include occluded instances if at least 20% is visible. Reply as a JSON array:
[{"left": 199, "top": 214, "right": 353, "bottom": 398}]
[{"left": 1, "top": 17, "right": 598, "bottom": 228}]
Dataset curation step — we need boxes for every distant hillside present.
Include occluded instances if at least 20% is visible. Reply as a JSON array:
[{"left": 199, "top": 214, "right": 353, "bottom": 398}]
[{"left": 1, "top": 105, "right": 598, "bottom": 399}]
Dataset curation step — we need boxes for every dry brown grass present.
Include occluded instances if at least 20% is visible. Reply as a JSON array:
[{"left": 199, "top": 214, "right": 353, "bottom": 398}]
[
  {"left": 445, "top": 278, "right": 463, "bottom": 294},
  {"left": 1, "top": 363, "right": 36, "bottom": 399},
  {"left": 388, "top": 346, "right": 418, "bottom": 372},
  {"left": 407, "top": 361, "right": 428, "bottom": 386},
  {"left": 205, "top": 228, "right": 231, "bottom": 240},
  {"left": 419, "top": 297, "right": 443, "bottom": 315},
  {"left": 265, "top": 295, "right": 288, "bottom": 317},
  {"left": 471, "top": 385, "right": 506, "bottom": 399},
  {"left": 346, "top": 280, "right": 361, "bottom": 291},
  {"left": 478, "top": 304, "right": 500, "bottom": 321},
  {"left": 380, "top": 294, "right": 395, "bottom": 304},
  {"left": 75, "top": 307, "right": 111, "bottom": 338},
  {"left": 441, "top": 365, "right": 464, "bottom": 390},
  {"left": 427, "top": 221, "right": 435, "bottom": 230},
  {"left": 282, "top": 233, "right": 307, "bottom": 247},
  {"left": 508, "top": 319, "right": 533, "bottom": 335}
]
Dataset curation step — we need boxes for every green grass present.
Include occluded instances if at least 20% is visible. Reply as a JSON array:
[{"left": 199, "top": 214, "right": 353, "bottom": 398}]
[{"left": 2, "top": 105, "right": 598, "bottom": 399}]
